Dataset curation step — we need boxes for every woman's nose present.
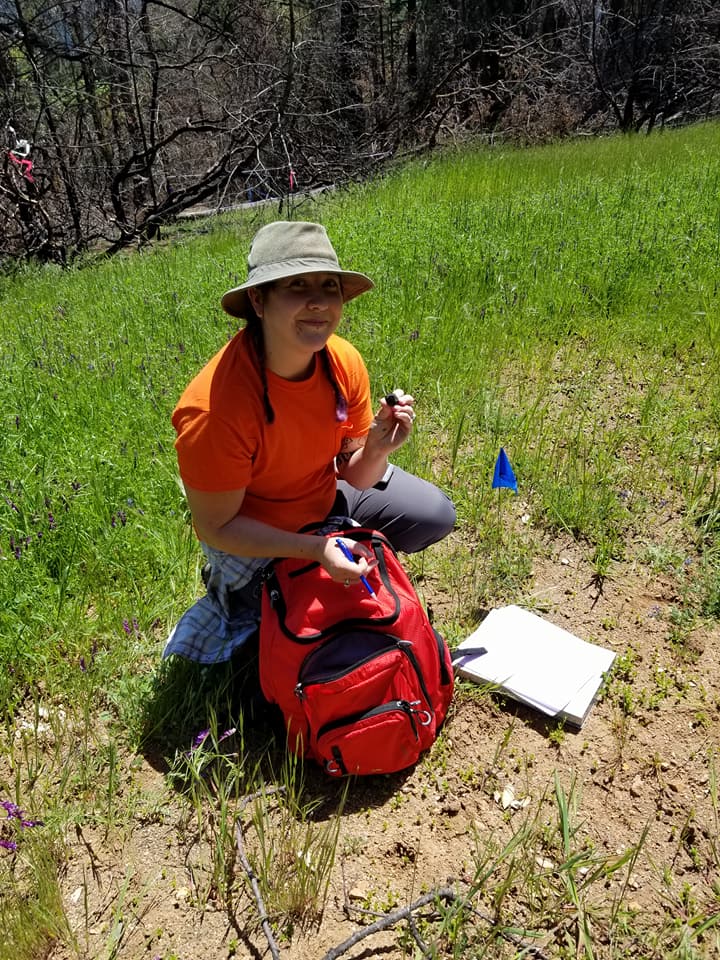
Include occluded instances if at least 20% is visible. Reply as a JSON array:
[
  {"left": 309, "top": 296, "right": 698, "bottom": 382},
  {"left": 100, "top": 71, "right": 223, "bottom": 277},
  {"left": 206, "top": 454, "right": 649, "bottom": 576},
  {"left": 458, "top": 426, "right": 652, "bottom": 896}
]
[{"left": 306, "top": 286, "right": 329, "bottom": 309}]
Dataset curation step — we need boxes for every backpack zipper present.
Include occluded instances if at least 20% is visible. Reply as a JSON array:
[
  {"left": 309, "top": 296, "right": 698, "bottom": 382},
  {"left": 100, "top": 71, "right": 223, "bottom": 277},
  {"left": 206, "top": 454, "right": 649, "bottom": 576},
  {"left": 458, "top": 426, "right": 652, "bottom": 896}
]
[
  {"left": 294, "top": 634, "right": 409, "bottom": 699},
  {"left": 316, "top": 699, "right": 423, "bottom": 742}
]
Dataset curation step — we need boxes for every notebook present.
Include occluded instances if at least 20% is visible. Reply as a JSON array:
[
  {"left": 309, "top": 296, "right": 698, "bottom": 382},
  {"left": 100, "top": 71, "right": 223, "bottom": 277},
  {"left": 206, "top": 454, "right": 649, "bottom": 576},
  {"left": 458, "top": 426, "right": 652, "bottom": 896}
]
[{"left": 452, "top": 604, "right": 616, "bottom": 728}]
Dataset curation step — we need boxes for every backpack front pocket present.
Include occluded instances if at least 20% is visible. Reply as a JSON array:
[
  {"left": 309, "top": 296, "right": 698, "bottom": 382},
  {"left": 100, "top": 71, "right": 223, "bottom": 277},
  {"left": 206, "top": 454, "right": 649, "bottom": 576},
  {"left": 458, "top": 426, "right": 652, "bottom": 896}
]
[
  {"left": 295, "top": 630, "right": 436, "bottom": 772},
  {"left": 296, "top": 631, "right": 429, "bottom": 734},
  {"left": 317, "top": 700, "right": 434, "bottom": 776}
]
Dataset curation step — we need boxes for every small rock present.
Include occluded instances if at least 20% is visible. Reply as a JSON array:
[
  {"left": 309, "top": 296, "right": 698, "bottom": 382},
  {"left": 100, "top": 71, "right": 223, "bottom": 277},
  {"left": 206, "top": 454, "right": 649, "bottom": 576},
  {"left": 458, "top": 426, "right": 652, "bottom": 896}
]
[
  {"left": 348, "top": 880, "right": 372, "bottom": 902},
  {"left": 629, "top": 775, "right": 643, "bottom": 798}
]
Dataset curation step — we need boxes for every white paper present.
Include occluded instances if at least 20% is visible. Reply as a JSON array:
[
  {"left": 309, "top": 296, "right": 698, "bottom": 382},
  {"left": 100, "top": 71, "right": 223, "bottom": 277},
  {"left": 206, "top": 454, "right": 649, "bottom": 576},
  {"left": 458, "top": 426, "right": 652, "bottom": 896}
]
[{"left": 453, "top": 605, "right": 616, "bottom": 726}]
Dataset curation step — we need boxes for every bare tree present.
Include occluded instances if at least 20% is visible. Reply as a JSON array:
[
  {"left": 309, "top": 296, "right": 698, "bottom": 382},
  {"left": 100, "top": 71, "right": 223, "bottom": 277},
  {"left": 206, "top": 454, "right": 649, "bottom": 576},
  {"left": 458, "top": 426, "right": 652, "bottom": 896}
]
[
  {"left": 572, "top": 0, "right": 720, "bottom": 132},
  {"left": 0, "top": 0, "right": 298, "bottom": 259},
  {"left": 1, "top": 0, "right": 719, "bottom": 262}
]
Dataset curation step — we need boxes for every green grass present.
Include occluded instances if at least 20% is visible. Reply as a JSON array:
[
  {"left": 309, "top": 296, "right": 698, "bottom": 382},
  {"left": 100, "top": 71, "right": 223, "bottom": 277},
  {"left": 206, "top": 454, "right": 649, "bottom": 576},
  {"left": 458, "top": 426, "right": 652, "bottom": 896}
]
[{"left": 1, "top": 120, "right": 720, "bottom": 958}]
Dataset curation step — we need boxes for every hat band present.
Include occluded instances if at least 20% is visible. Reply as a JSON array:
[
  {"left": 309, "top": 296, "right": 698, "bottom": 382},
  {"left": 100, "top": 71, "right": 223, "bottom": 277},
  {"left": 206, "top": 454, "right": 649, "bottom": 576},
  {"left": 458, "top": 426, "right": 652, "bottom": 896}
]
[{"left": 246, "top": 256, "right": 347, "bottom": 286}]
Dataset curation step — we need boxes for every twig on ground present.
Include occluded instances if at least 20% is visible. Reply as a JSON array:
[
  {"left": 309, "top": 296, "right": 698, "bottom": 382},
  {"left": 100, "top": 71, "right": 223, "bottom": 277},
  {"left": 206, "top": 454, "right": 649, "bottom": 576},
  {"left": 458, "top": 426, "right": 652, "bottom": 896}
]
[
  {"left": 321, "top": 887, "right": 457, "bottom": 960},
  {"left": 339, "top": 883, "right": 551, "bottom": 960},
  {"left": 238, "top": 785, "right": 286, "bottom": 812},
  {"left": 406, "top": 911, "right": 431, "bottom": 956},
  {"left": 234, "top": 819, "right": 280, "bottom": 960},
  {"left": 234, "top": 785, "right": 287, "bottom": 960}
]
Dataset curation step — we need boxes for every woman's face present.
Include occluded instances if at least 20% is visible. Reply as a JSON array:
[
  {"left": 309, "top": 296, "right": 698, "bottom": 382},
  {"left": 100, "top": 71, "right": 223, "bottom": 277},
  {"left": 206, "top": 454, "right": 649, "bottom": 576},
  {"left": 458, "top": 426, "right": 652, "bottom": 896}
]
[{"left": 249, "top": 272, "right": 344, "bottom": 364}]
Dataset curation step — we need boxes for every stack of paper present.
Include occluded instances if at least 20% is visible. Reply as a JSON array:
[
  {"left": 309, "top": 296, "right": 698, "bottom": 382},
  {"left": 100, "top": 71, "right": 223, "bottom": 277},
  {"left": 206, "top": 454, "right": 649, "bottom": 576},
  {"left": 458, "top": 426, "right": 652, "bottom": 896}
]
[{"left": 452, "top": 605, "right": 616, "bottom": 728}]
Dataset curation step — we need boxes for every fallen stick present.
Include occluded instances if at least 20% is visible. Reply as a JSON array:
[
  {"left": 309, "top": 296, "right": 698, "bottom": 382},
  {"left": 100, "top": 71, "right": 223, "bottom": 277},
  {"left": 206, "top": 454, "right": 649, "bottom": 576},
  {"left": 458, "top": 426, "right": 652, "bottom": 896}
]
[
  {"left": 322, "top": 887, "right": 456, "bottom": 960},
  {"left": 339, "top": 883, "right": 551, "bottom": 960},
  {"left": 234, "top": 786, "right": 287, "bottom": 960}
]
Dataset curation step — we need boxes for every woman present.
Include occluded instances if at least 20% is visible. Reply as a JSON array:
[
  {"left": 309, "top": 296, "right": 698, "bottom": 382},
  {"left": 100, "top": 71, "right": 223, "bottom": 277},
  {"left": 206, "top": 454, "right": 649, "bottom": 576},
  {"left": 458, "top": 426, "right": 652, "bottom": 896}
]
[{"left": 164, "top": 221, "right": 455, "bottom": 663}]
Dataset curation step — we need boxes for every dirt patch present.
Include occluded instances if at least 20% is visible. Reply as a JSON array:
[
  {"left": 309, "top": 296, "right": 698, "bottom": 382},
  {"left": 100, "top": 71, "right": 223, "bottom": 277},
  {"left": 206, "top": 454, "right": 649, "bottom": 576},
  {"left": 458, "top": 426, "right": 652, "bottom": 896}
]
[{"left": 36, "top": 525, "right": 719, "bottom": 960}]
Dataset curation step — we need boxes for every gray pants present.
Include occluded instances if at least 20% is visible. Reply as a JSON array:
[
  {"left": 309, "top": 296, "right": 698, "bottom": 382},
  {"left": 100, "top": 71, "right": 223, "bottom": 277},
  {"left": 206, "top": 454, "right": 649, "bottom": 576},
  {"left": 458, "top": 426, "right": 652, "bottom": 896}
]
[{"left": 332, "top": 464, "right": 456, "bottom": 553}]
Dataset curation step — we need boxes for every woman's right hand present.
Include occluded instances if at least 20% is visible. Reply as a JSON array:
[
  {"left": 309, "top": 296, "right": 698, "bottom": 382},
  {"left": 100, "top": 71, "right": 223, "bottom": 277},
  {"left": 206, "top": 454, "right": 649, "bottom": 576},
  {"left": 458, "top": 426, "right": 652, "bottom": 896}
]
[{"left": 318, "top": 536, "right": 376, "bottom": 584}]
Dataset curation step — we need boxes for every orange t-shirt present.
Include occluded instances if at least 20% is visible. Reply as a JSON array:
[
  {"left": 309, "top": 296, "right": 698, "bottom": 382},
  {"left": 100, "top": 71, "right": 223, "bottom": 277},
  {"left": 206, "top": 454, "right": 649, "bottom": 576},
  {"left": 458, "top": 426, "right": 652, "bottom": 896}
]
[{"left": 172, "top": 330, "right": 374, "bottom": 532}]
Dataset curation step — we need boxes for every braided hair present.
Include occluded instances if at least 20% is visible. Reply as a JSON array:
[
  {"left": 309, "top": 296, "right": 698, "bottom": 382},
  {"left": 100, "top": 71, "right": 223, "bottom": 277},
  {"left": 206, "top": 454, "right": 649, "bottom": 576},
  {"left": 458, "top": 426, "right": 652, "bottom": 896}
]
[{"left": 245, "top": 286, "right": 347, "bottom": 425}]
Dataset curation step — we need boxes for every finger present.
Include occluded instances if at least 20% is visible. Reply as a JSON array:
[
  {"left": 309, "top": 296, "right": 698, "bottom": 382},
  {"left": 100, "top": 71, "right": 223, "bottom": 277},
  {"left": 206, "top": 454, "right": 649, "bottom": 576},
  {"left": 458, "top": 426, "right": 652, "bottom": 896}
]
[
  {"left": 351, "top": 542, "right": 374, "bottom": 561},
  {"left": 338, "top": 538, "right": 371, "bottom": 560}
]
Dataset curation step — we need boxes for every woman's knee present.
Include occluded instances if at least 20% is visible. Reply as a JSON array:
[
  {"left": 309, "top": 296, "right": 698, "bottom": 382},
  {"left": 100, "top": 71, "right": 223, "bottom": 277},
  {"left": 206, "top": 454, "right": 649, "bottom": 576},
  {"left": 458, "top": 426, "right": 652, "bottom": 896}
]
[
  {"left": 390, "top": 480, "right": 455, "bottom": 553},
  {"left": 414, "top": 488, "right": 456, "bottom": 549}
]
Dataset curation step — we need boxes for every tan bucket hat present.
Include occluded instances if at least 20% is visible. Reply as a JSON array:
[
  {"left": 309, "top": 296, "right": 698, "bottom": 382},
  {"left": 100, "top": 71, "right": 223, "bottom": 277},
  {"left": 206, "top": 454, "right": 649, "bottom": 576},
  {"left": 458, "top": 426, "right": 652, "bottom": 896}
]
[{"left": 221, "top": 221, "right": 374, "bottom": 319}]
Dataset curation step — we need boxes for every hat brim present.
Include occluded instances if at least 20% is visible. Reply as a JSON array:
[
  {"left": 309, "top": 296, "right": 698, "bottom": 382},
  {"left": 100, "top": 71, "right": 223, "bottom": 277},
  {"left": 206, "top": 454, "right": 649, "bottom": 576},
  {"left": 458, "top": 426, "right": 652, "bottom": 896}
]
[{"left": 221, "top": 259, "right": 374, "bottom": 319}]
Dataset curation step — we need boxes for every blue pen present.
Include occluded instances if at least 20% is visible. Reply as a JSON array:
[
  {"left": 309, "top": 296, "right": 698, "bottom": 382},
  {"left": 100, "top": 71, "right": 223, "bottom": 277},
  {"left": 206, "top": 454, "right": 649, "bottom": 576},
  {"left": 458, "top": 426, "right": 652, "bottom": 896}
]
[{"left": 335, "top": 539, "right": 376, "bottom": 598}]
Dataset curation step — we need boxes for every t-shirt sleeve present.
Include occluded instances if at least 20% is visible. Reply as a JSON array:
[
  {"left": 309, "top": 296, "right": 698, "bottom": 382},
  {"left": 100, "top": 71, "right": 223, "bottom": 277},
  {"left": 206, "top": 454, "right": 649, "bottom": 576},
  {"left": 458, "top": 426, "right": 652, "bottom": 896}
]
[{"left": 172, "top": 406, "right": 256, "bottom": 492}]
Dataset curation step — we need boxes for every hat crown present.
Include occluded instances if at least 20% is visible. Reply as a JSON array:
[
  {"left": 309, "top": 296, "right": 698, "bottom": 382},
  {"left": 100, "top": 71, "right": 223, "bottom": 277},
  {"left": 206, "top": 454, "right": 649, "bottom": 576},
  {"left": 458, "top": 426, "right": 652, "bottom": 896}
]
[
  {"left": 220, "top": 220, "right": 373, "bottom": 318},
  {"left": 248, "top": 221, "right": 339, "bottom": 275}
]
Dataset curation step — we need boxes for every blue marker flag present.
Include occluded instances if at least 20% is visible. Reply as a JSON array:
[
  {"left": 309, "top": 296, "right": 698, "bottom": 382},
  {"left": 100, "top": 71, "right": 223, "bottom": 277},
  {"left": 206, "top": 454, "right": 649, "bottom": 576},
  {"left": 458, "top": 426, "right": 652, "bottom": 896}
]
[{"left": 492, "top": 447, "right": 518, "bottom": 493}]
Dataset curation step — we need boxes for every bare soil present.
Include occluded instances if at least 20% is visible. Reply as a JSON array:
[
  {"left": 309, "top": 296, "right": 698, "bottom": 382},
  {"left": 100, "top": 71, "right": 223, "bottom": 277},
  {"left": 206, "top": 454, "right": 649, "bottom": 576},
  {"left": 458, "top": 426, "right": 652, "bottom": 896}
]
[{"left": 30, "top": 521, "right": 720, "bottom": 959}]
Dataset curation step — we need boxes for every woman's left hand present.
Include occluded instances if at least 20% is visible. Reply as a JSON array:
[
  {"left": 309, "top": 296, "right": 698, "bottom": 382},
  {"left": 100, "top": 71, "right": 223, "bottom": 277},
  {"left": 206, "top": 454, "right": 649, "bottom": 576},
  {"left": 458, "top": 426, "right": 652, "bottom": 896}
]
[{"left": 367, "top": 389, "right": 416, "bottom": 455}]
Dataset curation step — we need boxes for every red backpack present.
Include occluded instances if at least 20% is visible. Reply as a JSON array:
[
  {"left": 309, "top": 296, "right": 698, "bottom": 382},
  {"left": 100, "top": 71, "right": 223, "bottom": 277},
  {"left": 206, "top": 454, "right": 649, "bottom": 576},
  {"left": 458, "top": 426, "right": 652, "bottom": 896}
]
[{"left": 259, "top": 528, "right": 454, "bottom": 777}]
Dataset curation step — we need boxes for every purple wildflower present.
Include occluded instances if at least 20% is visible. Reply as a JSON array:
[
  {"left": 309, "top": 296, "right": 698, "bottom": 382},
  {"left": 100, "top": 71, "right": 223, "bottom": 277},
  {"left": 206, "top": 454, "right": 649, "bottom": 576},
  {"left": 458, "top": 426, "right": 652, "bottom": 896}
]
[
  {"left": 79, "top": 657, "right": 86, "bottom": 672},
  {"left": 187, "top": 726, "right": 236, "bottom": 756},
  {"left": 2, "top": 800, "right": 22, "bottom": 818},
  {"left": 0, "top": 839, "right": 17, "bottom": 852},
  {"left": 191, "top": 729, "right": 210, "bottom": 750},
  {"left": 409, "top": 329, "right": 420, "bottom": 341},
  {"left": 122, "top": 619, "right": 132, "bottom": 634},
  {"left": 20, "top": 817, "right": 44, "bottom": 828},
  {"left": 1, "top": 799, "right": 42, "bottom": 831},
  {"left": 112, "top": 510, "right": 127, "bottom": 527},
  {"left": 48, "top": 512, "right": 56, "bottom": 530}
]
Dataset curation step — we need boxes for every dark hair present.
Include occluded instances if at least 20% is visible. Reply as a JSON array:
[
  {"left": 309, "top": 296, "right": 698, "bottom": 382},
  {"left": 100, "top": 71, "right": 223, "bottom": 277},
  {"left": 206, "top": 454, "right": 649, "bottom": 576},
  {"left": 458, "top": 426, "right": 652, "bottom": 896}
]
[{"left": 245, "top": 285, "right": 347, "bottom": 425}]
